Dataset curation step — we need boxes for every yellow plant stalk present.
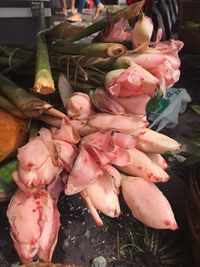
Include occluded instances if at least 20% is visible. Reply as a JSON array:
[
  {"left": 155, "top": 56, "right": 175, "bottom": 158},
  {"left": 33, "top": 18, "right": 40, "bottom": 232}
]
[{"left": 0, "top": 110, "right": 28, "bottom": 162}]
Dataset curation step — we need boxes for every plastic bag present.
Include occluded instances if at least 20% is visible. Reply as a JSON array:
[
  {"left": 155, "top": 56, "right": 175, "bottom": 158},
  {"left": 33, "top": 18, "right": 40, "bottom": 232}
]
[{"left": 148, "top": 87, "right": 191, "bottom": 132}]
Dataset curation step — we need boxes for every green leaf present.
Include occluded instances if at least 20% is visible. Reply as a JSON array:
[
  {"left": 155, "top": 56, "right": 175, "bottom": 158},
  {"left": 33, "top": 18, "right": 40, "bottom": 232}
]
[
  {"left": 190, "top": 138, "right": 200, "bottom": 147},
  {"left": 185, "top": 21, "right": 200, "bottom": 28},
  {"left": 181, "top": 153, "right": 200, "bottom": 167},
  {"left": 0, "top": 158, "right": 17, "bottom": 193},
  {"left": 191, "top": 105, "right": 200, "bottom": 115},
  {"left": 178, "top": 151, "right": 192, "bottom": 158},
  {"left": 145, "top": 87, "right": 163, "bottom": 115}
]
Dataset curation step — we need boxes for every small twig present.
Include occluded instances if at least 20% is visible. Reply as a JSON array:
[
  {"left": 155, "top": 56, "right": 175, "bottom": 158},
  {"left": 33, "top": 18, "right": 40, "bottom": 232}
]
[
  {"left": 8, "top": 48, "right": 20, "bottom": 67},
  {"left": 116, "top": 230, "right": 120, "bottom": 260},
  {"left": 1, "top": 54, "right": 34, "bottom": 75}
]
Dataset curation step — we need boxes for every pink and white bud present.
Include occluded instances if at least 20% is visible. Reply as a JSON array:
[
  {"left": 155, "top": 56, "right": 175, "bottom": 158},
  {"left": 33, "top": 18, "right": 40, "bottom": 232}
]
[
  {"left": 116, "top": 148, "right": 169, "bottom": 183},
  {"left": 81, "top": 172, "right": 121, "bottom": 225},
  {"left": 88, "top": 113, "right": 148, "bottom": 135},
  {"left": 136, "top": 128, "right": 181, "bottom": 154},
  {"left": 7, "top": 189, "right": 60, "bottom": 263},
  {"left": 131, "top": 15, "right": 153, "bottom": 50},
  {"left": 66, "top": 92, "right": 94, "bottom": 120},
  {"left": 105, "top": 66, "right": 159, "bottom": 98},
  {"left": 15, "top": 128, "right": 62, "bottom": 192},
  {"left": 121, "top": 176, "right": 178, "bottom": 230}
]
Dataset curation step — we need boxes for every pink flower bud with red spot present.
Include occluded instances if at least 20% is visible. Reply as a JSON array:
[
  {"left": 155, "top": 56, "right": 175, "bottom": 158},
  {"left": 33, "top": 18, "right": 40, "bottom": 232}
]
[
  {"left": 121, "top": 176, "right": 178, "bottom": 230},
  {"left": 66, "top": 92, "right": 94, "bottom": 120},
  {"left": 7, "top": 189, "right": 60, "bottom": 263}
]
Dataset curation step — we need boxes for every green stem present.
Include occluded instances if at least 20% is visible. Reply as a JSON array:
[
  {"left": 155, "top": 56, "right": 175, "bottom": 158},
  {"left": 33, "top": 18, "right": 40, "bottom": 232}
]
[
  {"left": 57, "top": 1, "right": 145, "bottom": 43},
  {"left": 53, "top": 42, "right": 127, "bottom": 58},
  {"left": 34, "top": 2, "right": 55, "bottom": 95},
  {"left": 0, "top": 74, "right": 52, "bottom": 118},
  {"left": 0, "top": 95, "right": 25, "bottom": 118},
  {"left": 47, "top": 19, "right": 85, "bottom": 40}
]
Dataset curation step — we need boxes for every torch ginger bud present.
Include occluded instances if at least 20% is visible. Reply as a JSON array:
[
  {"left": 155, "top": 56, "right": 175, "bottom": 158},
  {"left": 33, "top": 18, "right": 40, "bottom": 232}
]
[
  {"left": 81, "top": 172, "right": 121, "bottom": 225},
  {"left": 66, "top": 92, "right": 94, "bottom": 120},
  {"left": 7, "top": 189, "right": 60, "bottom": 263},
  {"left": 105, "top": 66, "right": 159, "bottom": 98},
  {"left": 131, "top": 14, "right": 153, "bottom": 51},
  {"left": 121, "top": 176, "right": 178, "bottom": 230}
]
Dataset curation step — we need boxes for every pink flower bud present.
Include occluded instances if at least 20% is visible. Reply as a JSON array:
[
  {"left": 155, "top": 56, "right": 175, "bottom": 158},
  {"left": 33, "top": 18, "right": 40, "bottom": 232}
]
[
  {"left": 91, "top": 88, "right": 125, "bottom": 115},
  {"left": 66, "top": 92, "right": 94, "bottom": 120},
  {"left": 7, "top": 189, "right": 60, "bottom": 263},
  {"left": 15, "top": 128, "right": 62, "bottom": 192},
  {"left": 117, "top": 148, "right": 169, "bottom": 183},
  {"left": 121, "top": 176, "right": 178, "bottom": 230},
  {"left": 105, "top": 66, "right": 159, "bottom": 98},
  {"left": 81, "top": 172, "right": 121, "bottom": 225},
  {"left": 131, "top": 15, "right": 153, "bottom": 50},
  {"left": 88, "top": 113, "right": 148, "bottom": 135}
]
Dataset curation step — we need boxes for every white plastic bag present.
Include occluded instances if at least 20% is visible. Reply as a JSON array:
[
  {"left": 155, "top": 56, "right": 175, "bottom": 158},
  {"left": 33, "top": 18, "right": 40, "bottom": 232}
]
[{"left": 149, "top": 87, "right": 191, "bottom": 132}]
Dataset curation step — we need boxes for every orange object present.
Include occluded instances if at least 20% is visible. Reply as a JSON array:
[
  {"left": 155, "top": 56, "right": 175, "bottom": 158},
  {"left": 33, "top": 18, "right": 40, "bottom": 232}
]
[{"left": 0, "top": 110, "right": 28, "bottom": 162}]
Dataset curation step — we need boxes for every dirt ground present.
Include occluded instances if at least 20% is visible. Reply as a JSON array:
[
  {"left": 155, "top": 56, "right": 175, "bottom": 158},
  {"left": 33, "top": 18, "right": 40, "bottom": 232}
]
[{"left": 0, "top": 54, "right": 200, "bottom": 267}]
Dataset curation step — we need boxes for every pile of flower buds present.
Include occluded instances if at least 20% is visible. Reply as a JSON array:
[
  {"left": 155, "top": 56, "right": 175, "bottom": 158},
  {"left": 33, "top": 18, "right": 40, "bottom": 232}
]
[{"left": 6, "top": 13, "right": 183, "bottom": 264}]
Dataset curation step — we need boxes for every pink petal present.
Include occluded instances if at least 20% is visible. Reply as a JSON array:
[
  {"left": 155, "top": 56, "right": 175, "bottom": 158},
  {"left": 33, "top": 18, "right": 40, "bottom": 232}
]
[
  {"left": 82, "top": 173, "right": 121, "bottom": 220},
  {"left": 38, "top": 194, "right": 60, "bottom": 261},
  {"left": 104, "top": 19, "right": 131, "bottom": 41},
  {"left": 80, "top": 190, "right": 103, "bottom": 226},
  {"left": 65, "top": 147, "right": 103, "bottom": 195},
  {"left": 51, "top": 119, "right": 80, "bottom": 144},
  {"left": 146, "top": 153, "right": 168, "bottom": 170},
  {"left": 101, "top": 165, "right": 121, "bottom": 188},
  {"left": 88, "top": 113, "right": 148, "bottom": 135},
  {"left": 91, "top": 88, "right": 126, "bottom": 115},
  {"left": 47, "top": 171, "right": 68, "bottom": 203},
  {"left": 114, "top": 94, "right": 151, "bottom": 115},
  {"left": 111, "top": 132, "right": 136, "bottom": 149},
  {"left": 54, "top": 140, "right": 77, "bottom": 172}
]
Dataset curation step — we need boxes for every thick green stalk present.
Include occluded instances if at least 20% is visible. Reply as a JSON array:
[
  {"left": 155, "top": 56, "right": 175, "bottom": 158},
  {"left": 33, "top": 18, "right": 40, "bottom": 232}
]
[
  {"left": 57, "top": 0, "right": 145, "bottom": 43},
  {"left": 0, "top": 41, "right": 126, "bottom": 59},
  {"left": 34, "top": 2, "right": 55, "bottom": 95},
  {"left": 53, "top": 42, "right": 127, "bottom": 58},
  {"left": 0, "top": 95, "right": 25, "bottom": 118},
  {"left": 0, "top": 74, "right": 52, "bottom": 118}
]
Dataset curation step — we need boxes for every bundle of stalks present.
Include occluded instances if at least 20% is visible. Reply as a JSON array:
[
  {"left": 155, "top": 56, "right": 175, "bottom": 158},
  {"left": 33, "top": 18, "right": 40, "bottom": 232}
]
[{"left": 0, "top": 2, "right": 186, "bottom": 265}]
